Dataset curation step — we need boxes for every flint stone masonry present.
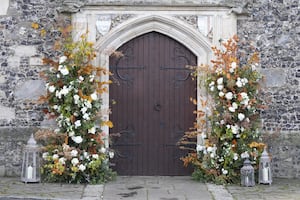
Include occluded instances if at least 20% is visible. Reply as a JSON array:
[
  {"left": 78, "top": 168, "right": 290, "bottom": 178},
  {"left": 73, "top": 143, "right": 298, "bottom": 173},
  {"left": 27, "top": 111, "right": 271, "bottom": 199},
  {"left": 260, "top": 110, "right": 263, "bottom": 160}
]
[
  {"left": 0, "top": 0, "right": 299, "bottom": 179},
  {"left": 0, "top": 0, "right": 9, "bottom": 16}
]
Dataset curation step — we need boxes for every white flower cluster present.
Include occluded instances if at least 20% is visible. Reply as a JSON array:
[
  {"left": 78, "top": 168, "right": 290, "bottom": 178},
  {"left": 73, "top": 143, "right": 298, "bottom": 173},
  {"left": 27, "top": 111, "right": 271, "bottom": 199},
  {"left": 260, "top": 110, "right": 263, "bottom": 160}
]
[
  {"left": 229, "top": 62, "right": 237, "bottom": 73},
  {"left": 236, "top": 77, "right": 248, "bottom": 88}
]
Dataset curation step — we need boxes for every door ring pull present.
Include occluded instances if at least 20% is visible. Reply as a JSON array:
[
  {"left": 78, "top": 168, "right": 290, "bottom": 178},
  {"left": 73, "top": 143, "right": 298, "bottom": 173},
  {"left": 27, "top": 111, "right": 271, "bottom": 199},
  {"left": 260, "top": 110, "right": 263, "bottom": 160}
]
[{"left": 154, "top": 103, "right": 161, "bottom": 111}]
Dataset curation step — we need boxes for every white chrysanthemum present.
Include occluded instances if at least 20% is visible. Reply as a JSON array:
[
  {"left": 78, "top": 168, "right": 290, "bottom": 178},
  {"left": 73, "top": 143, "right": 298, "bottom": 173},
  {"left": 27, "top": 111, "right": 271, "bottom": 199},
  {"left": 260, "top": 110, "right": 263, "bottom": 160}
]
[
  {"left": 71, "top": 158, "right": 79, "bottom": 166},
  {"left": 59, "top": 56, "right": 67, "bottom": 64},
  {"left": 48, "top": 85, "right": 56, "bottom": 93},
  {"left": 217, "top": 77, "right": 223, "bottom": 85},
  {"left": 72, "top": 136, "right": 83, "bottom": 144},
  {"left": 78, "top": 164, "right": 86, "bottom": 172},
  {"left": 238, "top": 113, "right": 245, "bottom": 121},
  {"left": 90, "top": 92, "right": 98, "bottom": 101},
  {"left": 225, "top": 92, "right": 233, "bottom": 100},
  {"left": 88, "top": 127, "right": 96, "bottom": 134},
  {"left": 71, "top": 149, "right": 78, "bottom": 157},
  {"left": 75, "top": 120, "right": 81, "bottom": 128}
]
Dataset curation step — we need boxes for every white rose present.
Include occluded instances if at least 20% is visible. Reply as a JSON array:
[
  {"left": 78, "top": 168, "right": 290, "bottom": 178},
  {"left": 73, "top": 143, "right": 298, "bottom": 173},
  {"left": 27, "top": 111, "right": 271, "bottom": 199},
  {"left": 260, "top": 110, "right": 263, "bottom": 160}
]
[
  {"left": 196, "top": 145, "right": 204, "bottom": 152},
  {"left": 88, "top": 127, "right": 96, "bottom": 134},
  {"left": 231, "top": 62, "right": 237, "bottom": 69},
  {"left": 207, "top": 146, "right": 213, "bottom": 152},
  {"left": 75, "top": 120, "right": 81, "bottom": 128},
  {"left": 217, "top": 77, "right": 223, "bottom": 85},
  {"left": 219, "top": 91, "right": 225, "bottom": 97},
  {"left": 217, "top": 84, "right": 224, "bottom": 90},
  {"left": 209, "top": 81, "right": 215, "bottom": 87},
  {"left": 232, "top": 102, "right": 238, "bottom": 109},
  {"left": 210, "top": 153, "right": 215, "bottom": 158},
  {"left": 225, "top": 92, "right": 233, "bottom": 100},
  {"left": 72, "top": 136, "right": 83, "bottom": 144},
  {"left": 89, "top": 75, "right": 95, "bottom": 82},
  {"left": 236, "top": 79, "right": 243, "bottom": 87},
  {"left": 238, "top": 113, "right": 245, "bottom": 121},
  {"left": 90, "top": 92, "right": 98, "bottom": 101},
  {"left": 231, "top": 125, "right": 239, "bottom": 134},
  {"left": 52, "top": 154, "right": 59, "bottom": 160},
  {"left": 81, "top": 107, "right": 88, "bottom": 114},
  {"left": 58, "top": 65, "right": 69, "bottom": 76},
  {"left": 71, "top": 158, "right": 79, "bottom": 166},
  {"left": 69, "top": 131, "right": 75, "bottom": 137},
  {"left": 233, "top": 153, "right": 239, "bottom": 161},
  {"left": 60, "top": 86, "right": 69, "bottom": 96},
  {"left": 229, "top": 106, "right": 236, "bottom": 112},
  {"left": 59, "top": 56, "right": 67, "bottom": 64},
  {"left": 100, "top": 147, "right": 106, "bottom": 154},
  {"left": 74, "top": 95, "right": 80, "bottom": 104},
  {"left": 241, "top": 152, "right": 249, "bottom": 159},
  {"left": 71, "top": 149, "right": 78, "bottom": 157},
  {"left": 92, "top": 154, "right": 99, "bottom": 159},
  {"left": 48, "top": 85, "right": 56, "bottom": 93},
  {"left": 79, "top": 76, "right": 84, "bottom": 82},
  {"left": 42, "top": 152, "right": 49, "bottom": 160},
  {"left": 58, "top": 157, "right": 66, "bottom": 165},
  {"left": 78, "top": 164, "right": 86, "bottom": 172},
  {"left": 242, "top": 78, "right": 248, "bottom": 84},
  {"left": 210, "top": 86, "right": 215, "bottom": 91},
  {"left": 222, "top": 168, "right": 228, "bottom": 175},
  {"left": 83, "top": 113, "right": 90, "bottom": 120}
]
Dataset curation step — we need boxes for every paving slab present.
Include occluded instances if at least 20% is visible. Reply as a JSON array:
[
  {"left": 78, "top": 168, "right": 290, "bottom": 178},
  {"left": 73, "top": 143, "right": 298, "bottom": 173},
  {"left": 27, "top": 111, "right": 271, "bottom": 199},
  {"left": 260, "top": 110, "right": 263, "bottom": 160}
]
[{"left": 102, "top": 176, "right": 213, "bottom": 200}]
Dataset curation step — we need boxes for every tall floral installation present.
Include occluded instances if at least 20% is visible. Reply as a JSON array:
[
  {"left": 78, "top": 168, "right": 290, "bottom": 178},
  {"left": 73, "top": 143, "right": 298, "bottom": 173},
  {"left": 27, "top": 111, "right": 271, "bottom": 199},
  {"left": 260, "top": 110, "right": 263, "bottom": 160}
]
[
  {"left": 179, "top": 36, "right": 266, "bottom": 184},
  {"left": 37, "top": 27, "right": 116, "bottom": 184}
]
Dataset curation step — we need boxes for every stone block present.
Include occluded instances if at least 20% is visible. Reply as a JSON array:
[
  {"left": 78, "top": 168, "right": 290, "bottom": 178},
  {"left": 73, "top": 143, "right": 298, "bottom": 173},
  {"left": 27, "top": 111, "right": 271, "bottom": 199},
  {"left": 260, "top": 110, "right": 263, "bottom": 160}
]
[
  {"left": 13, "top": 45, "right": 36, "bottom": 57},
  {"left": 14, "top": 80, "right": 45, "bottom": 100},
  {"left": 261, "top": 68, "right": 286, "bottom": 88},
  {"left": 0, "top": 105, "right": 15, "bottom": 120},
  {"left": 0, "top": 165, "right": 5, "bottom": 176},
  {"left": 7, "top": 56, "right": 20, "bottom": 68},
  {"left": 0, "top": 0, "right": 9, "bottom": 15},
  {"left": 29, "top": 57, "right": 43, "bottom": 66}
]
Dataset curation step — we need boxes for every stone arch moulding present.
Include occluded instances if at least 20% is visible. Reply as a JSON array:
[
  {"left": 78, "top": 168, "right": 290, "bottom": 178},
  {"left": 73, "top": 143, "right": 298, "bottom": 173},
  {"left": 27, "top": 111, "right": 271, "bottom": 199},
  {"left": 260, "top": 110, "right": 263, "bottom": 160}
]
[{"left": 93, "top": 14, "right": 214, "bottom": 147}]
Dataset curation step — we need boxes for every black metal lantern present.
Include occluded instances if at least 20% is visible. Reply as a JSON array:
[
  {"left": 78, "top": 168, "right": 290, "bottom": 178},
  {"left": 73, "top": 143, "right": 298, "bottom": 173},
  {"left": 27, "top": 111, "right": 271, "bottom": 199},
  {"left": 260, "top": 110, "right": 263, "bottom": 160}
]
[
  {"left": 259, "top": 147, "right": 272, "bottom": 185},
  {"left": 21, "top": 134, "right": 40, "bottom": 183},
  {"left": 240, "top": 158, "right": 255, "bottom": 187}
]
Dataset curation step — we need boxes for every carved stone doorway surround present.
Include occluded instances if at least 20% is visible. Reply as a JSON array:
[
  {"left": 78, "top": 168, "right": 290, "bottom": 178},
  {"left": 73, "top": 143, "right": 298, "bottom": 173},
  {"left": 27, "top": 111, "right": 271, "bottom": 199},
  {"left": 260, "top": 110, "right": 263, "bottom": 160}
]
[{"left": 69, "top": 3, "right": 238, "bottom": 147}]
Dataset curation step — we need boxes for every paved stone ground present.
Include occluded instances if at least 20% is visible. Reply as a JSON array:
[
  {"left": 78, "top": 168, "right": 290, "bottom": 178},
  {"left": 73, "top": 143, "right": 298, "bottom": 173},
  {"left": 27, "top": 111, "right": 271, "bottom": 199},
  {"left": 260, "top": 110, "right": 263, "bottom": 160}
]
[{"left": 1, "top": 176, "right": 300, "bottom": 200}]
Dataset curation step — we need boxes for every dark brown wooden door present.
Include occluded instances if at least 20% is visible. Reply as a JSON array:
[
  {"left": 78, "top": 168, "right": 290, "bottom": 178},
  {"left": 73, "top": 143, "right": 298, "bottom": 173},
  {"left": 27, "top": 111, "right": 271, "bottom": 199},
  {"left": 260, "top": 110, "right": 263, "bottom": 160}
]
[{"left": 109, "top": 32, "right": 196, "bottom": 175}]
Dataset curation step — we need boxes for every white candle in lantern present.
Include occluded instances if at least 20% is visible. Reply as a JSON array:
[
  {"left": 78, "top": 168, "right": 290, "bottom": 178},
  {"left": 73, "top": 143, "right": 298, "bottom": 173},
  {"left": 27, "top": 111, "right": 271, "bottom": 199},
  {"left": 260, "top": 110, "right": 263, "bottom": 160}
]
[
  {"left": 263, "top": 167, "right": 268, "bottom": 182},
  {"left": 27, "top": 165, "right": 33, "bottom": 179},
  {"left": 245, "top": 176, "right": 249, "bottom": 185}
]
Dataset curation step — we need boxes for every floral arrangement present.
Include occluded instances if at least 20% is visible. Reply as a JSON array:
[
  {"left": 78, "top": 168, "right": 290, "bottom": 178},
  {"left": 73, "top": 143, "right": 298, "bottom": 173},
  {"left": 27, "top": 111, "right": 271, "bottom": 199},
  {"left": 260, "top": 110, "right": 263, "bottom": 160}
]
[
  {"left": 38, "top": 30, "right": 116, "bottom": 184},
  {"left": 179, "top": 36, "right": 266, "bottom": 184}
]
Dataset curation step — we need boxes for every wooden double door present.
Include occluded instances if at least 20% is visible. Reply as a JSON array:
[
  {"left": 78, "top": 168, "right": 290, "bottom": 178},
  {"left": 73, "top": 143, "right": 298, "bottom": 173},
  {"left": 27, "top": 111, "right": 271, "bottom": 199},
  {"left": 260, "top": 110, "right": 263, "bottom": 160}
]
[{"left": 109, "top": 32, "right": 196, "bottom": 175}]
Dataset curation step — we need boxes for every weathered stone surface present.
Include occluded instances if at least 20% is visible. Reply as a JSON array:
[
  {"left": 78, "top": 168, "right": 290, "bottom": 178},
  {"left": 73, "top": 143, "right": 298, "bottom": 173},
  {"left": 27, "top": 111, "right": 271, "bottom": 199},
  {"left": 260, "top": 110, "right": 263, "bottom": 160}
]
[
  {"left": 14, "top": 80, "right": 45, "bottom": 100},
  {"left": 261, "top": 68, "right": 287, "bottom": 88},
  {"left": 0, "top": 105, "right": 15, "bottom": 121},
  {"left": 0, "top": 0, "right": 9, "bottom": 16}
]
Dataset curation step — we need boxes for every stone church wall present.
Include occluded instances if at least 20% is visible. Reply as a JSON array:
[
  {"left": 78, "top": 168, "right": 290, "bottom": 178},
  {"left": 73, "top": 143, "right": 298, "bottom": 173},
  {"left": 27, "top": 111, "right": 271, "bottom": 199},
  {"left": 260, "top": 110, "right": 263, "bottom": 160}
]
[{"left": 0, "top": 0, "right": 299, "bottom": 178}]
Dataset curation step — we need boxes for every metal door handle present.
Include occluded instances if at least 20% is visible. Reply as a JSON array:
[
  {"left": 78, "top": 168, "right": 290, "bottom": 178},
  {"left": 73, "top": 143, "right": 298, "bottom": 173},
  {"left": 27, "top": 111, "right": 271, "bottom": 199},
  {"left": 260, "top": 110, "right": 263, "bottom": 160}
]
[{"left": 154, "top": 103, "right": 161, "bottom": 111}]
